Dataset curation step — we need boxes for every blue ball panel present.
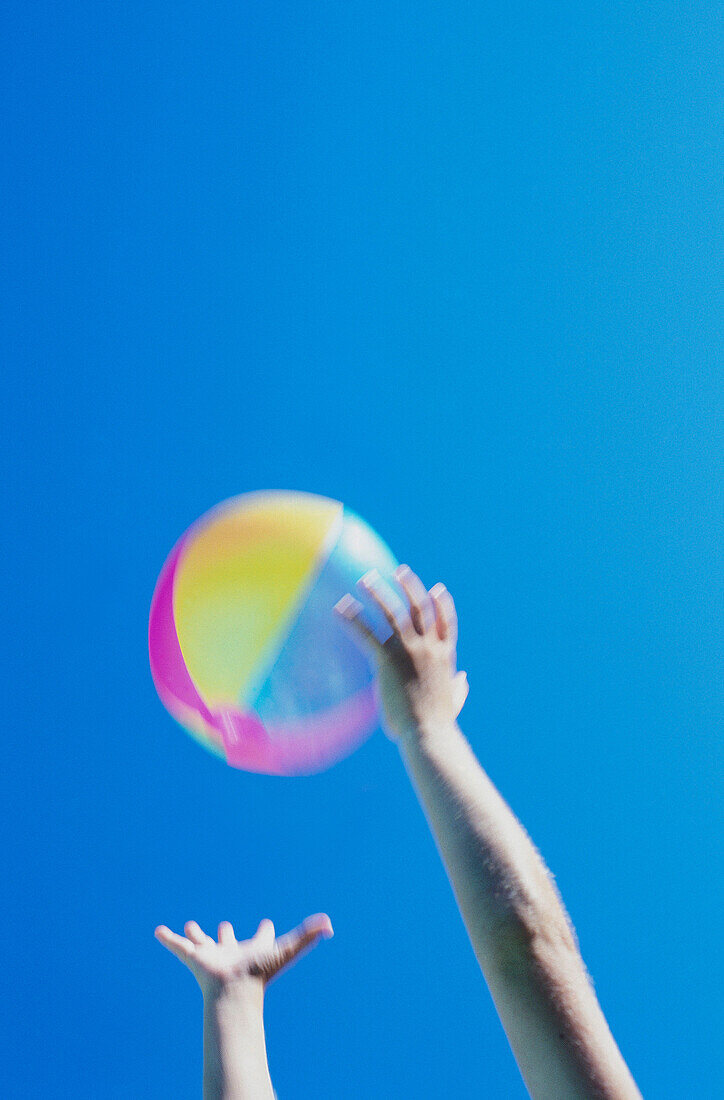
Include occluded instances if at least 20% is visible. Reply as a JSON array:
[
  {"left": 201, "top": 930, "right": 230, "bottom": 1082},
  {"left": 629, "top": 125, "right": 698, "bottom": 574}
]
[{"left": 250, "top": 509, "right": 398, "bottom": 729}]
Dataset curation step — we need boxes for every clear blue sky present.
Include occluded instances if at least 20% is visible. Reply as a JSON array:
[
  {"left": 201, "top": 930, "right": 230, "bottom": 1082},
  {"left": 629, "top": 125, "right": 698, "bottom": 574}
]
[{"left": 2, "top": 2, "right": 722, "bottom": 1096}]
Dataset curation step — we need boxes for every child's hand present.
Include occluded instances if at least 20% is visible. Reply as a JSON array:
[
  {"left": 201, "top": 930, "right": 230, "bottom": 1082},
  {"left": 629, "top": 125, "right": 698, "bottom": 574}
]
[
  {"left": 335, "top": 564, "right": 468, "bottom": 743},
  {"left": 155, "top": 914, "right": 333, "bottom": 1003}
]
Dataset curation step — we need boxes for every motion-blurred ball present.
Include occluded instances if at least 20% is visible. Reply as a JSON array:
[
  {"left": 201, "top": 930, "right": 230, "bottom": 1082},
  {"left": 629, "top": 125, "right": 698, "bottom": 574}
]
[{"left": 149, "top": 490, "right": 397, "bottom": 774}]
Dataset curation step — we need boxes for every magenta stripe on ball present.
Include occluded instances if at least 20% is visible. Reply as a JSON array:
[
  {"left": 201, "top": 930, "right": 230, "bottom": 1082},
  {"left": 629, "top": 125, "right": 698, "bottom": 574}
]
[{"left": 148, "top": 536, "right": 214, "bottom": 726}]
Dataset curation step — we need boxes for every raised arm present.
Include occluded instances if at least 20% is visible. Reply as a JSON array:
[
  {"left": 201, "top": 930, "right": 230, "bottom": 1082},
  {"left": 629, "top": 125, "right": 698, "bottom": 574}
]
[
  {"left": 155, "top": 914, "right": 333, "bottom": 1100},
  {"left": 336, "top": 566, "right": 640, "bottom": 1100}
]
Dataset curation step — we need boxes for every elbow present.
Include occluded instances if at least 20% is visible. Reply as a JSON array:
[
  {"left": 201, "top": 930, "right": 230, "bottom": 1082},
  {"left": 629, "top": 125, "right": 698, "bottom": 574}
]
[{"left": 490, "top": 902, "right": 580, "bottom": 981}]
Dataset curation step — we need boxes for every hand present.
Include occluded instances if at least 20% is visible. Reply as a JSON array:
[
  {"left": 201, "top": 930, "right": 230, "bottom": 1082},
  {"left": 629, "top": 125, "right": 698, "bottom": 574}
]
[
  {"left": 155, "top": 914, "right": 333, "bottom": 1003},
  {"left": 335, "top": 564, "right": 468, "bottom": 742}
]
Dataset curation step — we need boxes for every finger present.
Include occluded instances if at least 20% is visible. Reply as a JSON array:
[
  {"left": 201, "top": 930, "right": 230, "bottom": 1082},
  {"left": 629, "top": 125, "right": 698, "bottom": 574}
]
[
  {"left": 218, "top": 921, "right": 236, "bottom": 945},
  {"left": 155, "top": 926, "right": 195, "bottom": 963},
  {"left": 334, "top": 594, "right": 382, "bottom": 655},
  {"left": 269, "top": 913, "right": 334, "bottom": 980},
  {"left": 429, "top": 583, "right": 458, "bottom": 646},
  {"left": 254, "top": 918, "right": 276, "bottom": 948},
  {"left": 395, "top": 565, "right": 433, "bottom": 635},
  {"left": 184, "top": 921, "right": 209, "bottom": 946},
  {"left": 358, "top": 570, "right": 411, "bottom": 639}
]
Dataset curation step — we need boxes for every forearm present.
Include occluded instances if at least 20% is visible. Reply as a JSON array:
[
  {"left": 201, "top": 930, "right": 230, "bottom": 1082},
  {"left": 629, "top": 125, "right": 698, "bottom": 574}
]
[
  {"left": 202, "top": 988, "right": 275, "bottom": 1100},
  {"left": 399, "top": 721, "right": 640, "bottom": 1099},
  {"left": 399, "top": 721, "right": 573, "bottom": 957}
]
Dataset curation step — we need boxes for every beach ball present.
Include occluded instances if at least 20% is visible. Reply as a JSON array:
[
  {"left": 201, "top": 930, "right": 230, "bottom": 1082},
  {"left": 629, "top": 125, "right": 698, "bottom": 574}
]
[{"left": 149, "top": 490, "right": 398, "bottom": 775}]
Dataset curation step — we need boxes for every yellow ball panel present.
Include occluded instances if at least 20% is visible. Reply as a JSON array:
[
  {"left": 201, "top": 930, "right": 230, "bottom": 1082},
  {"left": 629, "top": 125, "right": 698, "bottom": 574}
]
[{"left": 173, "top": 493, "right": 343, "bottom": 706}]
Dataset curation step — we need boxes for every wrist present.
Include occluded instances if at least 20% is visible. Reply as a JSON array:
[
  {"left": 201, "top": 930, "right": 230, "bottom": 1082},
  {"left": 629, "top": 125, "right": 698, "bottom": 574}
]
[
  {"left": 397, "top": 719, "right": 460, "bottom": 753},
  {"left": 203, "top": 978, "right": 265, "bottom": 1020}
]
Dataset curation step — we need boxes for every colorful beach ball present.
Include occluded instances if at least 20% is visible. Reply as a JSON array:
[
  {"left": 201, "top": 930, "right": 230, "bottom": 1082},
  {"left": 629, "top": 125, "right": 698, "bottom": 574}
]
[{"left": 148, "top": 491, "right": 398, "bottom": 775}]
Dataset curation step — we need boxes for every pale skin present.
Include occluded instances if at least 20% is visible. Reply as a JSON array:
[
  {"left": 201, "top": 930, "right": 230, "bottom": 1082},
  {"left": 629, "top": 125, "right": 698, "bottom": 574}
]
[
  {"left": 157, "top": 563, "right": 640, "bottom": 1099},
  {"left": 155, "top": 915, "right": 333, "bottom": 1100},
  {"left": 334, "top": 564, "right": 641, "bottom": 1100}
]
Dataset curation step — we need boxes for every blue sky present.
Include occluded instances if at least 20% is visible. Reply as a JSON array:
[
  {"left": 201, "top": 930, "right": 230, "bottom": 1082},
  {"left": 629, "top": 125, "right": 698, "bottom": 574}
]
[{"left": 2, "top": 1, "right": 722, "bottom": 1096}]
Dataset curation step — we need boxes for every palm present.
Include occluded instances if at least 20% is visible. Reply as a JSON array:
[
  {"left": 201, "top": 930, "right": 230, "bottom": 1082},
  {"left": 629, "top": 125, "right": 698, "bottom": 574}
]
[{"left": 188, "top": 935, "right": 261, "bottom": 984}]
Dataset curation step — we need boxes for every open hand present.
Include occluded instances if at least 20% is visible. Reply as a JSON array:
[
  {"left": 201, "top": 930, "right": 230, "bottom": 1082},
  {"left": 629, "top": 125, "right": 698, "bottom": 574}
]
[
  {"left": 155, "top": 914, "right": 333, "bottom": 1002},
  {"left": 335, "top": 564, "right": 468, "bottom": 742}
]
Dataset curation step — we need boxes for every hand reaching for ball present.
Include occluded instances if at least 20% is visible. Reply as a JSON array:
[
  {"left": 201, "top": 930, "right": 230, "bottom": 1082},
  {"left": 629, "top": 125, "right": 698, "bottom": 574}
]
[
  {"left": 335, "top": 564, "right": 469, "bottom": 743},
  {"left": 155, "top": 914, "right": 333, "bottom": 1003}
]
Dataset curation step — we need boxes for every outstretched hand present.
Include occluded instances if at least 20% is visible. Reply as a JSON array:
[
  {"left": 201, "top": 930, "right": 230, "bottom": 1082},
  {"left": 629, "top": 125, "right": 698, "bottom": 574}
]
[
  {"left": 335, "top": 564, "right": 468, "bottom": 742},
  {"left": 155, "top": 914, "right": 333, "bottom": 1002}
]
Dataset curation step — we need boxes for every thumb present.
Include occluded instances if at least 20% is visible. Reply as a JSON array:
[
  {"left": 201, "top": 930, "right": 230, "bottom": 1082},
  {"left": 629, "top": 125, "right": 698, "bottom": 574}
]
[
  {"left": 267, "top": 913, "right": 334, "bottom": 981},
  {"left": 453, "top": 670, "right": 469, "bottom": 718}
]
